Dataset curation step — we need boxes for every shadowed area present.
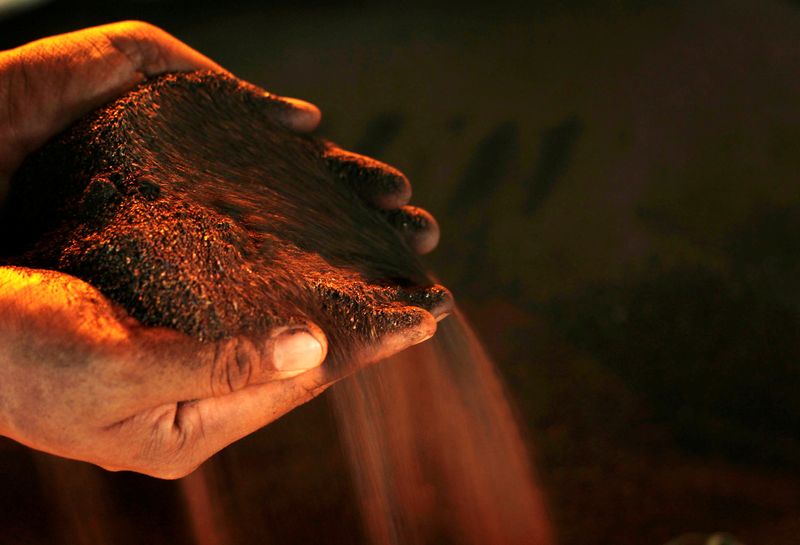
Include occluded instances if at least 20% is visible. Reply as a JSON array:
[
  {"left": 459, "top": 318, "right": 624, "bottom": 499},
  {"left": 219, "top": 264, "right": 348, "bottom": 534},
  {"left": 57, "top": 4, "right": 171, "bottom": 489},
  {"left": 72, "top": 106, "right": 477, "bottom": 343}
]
[
  {"left": 0, "top": 1, "right": 799, "bottom": 544},
  {"left": 0, "top": 71, "right": 448, "bottom": 380}
]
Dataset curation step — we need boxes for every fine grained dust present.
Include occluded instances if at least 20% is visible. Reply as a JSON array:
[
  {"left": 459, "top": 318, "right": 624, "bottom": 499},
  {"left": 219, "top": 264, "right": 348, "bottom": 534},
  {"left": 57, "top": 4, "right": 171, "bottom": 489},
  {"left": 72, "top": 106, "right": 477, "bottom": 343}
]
[
  {"left": 0, "top": 71, "right": 552, "bottom": 544},
  {"left": 0, "top": 71, "right": 446, "bottom": 379}
]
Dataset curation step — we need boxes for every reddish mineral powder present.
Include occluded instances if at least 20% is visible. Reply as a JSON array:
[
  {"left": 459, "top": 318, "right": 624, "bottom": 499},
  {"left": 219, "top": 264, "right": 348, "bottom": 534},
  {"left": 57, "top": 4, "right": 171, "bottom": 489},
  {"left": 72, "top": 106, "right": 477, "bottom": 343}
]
[{"left": 2, "top": 72, "right": 552, "bottom": 545}]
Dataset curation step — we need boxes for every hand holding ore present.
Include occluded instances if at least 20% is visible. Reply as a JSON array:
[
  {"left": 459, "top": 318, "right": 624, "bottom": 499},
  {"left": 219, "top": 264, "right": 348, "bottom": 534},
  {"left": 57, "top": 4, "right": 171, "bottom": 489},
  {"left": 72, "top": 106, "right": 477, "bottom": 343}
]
[
  {"left": 0, "top": 268, "right": 439, "bottom": 478},
  {"left": 0, "top": 23, "right": 446, "bottom": 477},
  {"left": 0, "top": 20, "right": 319, "bottom": 195}
]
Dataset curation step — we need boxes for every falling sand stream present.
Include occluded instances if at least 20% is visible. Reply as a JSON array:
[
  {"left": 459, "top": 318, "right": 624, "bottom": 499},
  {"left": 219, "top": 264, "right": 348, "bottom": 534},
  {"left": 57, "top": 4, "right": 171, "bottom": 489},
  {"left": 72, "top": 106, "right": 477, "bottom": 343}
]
[
  {"left": 3, "top": 72, "right": 553, "bottom": 545},
  {"left": 331, "top": 310, "right": 552, "bottom": 545},
  {"left": 176, "top": 309, "right": 553, "bottom": 545}
]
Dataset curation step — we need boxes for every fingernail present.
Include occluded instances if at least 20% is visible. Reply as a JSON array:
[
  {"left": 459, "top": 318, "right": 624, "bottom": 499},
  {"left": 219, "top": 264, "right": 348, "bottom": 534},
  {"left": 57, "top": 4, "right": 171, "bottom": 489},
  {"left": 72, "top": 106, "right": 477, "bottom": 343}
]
[
  {"left": 273, "top": 328, "right": 325, "bottom": 372},
  {"left": 279, "top": 97, "right": 321, "bottom": 132}
]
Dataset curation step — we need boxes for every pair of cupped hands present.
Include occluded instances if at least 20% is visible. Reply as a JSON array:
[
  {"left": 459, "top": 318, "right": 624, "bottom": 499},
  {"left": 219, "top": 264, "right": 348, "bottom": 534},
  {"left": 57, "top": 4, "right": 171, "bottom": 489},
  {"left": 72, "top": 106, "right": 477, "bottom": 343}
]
[{"left": 0, "top": 21, "right": 443, "bottom": 478}]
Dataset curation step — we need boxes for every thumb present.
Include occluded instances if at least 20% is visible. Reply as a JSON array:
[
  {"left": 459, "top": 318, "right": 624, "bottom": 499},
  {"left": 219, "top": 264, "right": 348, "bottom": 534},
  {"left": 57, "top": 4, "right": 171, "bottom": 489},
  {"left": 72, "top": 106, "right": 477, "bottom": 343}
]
[
  {"left": 106, "top": 312, "right": 434, "bottom": 478},
  {"left": 131, "top": 322, "right": 328, "bottom": 406},
  {"left": 126, "top": 313, "right": 435, "bottom": 478}
]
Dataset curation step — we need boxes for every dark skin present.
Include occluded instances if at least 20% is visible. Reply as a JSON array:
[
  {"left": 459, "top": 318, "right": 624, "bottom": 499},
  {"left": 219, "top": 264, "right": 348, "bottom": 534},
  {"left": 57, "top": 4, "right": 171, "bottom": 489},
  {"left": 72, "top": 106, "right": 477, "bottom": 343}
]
[{"left": 0, "top": 21, "right": 440, "bottom": 478}]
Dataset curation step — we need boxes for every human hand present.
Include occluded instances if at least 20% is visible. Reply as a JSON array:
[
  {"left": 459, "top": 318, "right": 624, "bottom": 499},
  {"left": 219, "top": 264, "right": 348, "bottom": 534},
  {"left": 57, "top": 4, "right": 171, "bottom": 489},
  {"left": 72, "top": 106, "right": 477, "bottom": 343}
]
[
  {"left": 0, "top": 267, "right": 435, "bottom": 478},
  {"left": 0, "top": 22, "right": 446, "bottom": 477},
  {"left": 0, "top": 21, "right": 440, "bottom": 254},
  {"left": 0, "top": 20, "right": 320, "bottom": 198}
]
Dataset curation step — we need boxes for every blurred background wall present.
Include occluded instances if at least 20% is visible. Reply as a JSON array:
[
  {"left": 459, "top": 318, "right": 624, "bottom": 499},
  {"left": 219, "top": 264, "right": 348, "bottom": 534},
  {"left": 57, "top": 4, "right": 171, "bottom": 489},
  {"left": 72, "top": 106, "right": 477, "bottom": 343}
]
[{"left": 1, "top": 1, "right": 799, "bottom": 544}]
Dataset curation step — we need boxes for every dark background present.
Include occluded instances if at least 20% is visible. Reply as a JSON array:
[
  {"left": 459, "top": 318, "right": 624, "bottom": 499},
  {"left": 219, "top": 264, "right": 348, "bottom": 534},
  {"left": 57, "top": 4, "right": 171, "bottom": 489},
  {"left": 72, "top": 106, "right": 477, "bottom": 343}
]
[{"left": 1, "top": 1, "right": 799, "bottom": 544}]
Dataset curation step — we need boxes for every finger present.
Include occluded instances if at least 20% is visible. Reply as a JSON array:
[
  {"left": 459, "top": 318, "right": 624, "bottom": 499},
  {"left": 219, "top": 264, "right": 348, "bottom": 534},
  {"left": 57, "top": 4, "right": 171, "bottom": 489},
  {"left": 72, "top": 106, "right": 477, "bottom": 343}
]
[
  {"left": 129, "top": 321, "right": 328, "bottom": 406},
  {"left": 96, "top": 20, "right": 225, "bottom": 76},
  {"left": 383, "top": 205, "right": 440, "bottom": 255},
  {"left": 0, "top": 21, "right": 222, "bottom": 178},
  {"left": 323, "top": 145, "right": 412, "bottom": 209},
  {"left": 390, "top": 284, "right": 453, "bottom": 321},
  {"left": 360, "top": 305, "right": 438, "bottom": 357},
  {"left": 108, "top": 24, "right": 322, "bottom": 133},
  {"left": 265, "top": 96, "right": 321, "bottom": 133},
  {"left": 149, "top": 309, "right": 436, "bottom": 476}
]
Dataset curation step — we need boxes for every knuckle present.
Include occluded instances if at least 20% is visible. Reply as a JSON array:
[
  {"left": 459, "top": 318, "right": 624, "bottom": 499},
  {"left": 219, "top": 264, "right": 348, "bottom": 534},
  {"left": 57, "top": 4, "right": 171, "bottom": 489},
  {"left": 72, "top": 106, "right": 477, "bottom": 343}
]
[
  {"left": 136, "top": 411, "right": 197, "bottom": 479},
  {"left": 103, "top": 21, "right": 170, "bottom": 74},
  {"left": 144, "top": 438, "right": 202, "bottom": 479},
  {"left": 210, "top": 336, "right": 257, "bottom": 396},
  {"left": 105, "top": 403, "right": 205, "bottom": 480},
  {"left": 115, "top": 20, "right": 162, "bottom": 36}
]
